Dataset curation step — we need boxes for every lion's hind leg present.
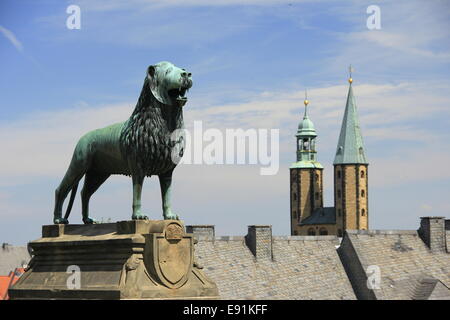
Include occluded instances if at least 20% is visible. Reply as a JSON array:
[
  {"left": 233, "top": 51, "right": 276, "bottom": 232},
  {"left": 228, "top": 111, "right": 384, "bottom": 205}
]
[
  {"left": 53, "top": 141, "right": 94, "bottom": 224},
  {"left": 53, "top": 171, "right": 84, "bottom": 224},
  {"left": 81, "top": 171, "right": 110, "bottom": 224}
]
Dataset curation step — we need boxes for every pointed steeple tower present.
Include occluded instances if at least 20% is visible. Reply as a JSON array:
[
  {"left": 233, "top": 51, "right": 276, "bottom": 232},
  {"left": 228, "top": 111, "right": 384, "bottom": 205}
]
[
  {"left": 334, "top": 68, "right": 369, "bottom": 236},
  {"left": 290, "top": 92, "right": 324, "bottom": 235},
  {"left": 333, "top": 72, "right": 368, "bottom": 165}
]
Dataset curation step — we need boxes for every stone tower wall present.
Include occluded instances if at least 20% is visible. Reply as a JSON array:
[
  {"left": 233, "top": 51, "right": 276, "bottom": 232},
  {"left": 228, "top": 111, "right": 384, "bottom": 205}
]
[
  {"left": 334, "top": 164, "right": 368, "bottom": 233},
  {"left": 290, "top": 167, "right": 324, "bottom": 235}
]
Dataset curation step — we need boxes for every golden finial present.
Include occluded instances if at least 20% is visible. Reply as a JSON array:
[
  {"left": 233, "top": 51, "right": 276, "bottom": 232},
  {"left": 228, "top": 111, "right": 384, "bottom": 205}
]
[
  {"left": 348, "top": 65, "right": 354, "bottom": 84},
  {"left": 304, "top": 89, "right": 309, "bottom": 106}
]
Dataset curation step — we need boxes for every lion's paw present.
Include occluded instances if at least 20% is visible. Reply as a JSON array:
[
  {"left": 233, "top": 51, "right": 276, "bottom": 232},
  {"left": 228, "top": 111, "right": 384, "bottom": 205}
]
[
  {"left": 83, "top": 217, "right": 98, "bottom": 224},
  {"left": 54, "top": 217, "right": 68, "bottom": 224},
  {"left": 164, "top": 212, "right": 179, "bottom": 220},
  {"left": 132, "top": 213, "right": 149, "bottom": 220}
]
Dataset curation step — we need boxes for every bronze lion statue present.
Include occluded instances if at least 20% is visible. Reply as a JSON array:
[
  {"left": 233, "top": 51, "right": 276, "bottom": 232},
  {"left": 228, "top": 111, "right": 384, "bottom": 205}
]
[{"left": 53, "top": 61, "right": 192, "bottom": 224}]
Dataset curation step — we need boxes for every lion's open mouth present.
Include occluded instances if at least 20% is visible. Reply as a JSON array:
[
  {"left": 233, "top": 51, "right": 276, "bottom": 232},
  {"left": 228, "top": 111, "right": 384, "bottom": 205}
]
[{"left": 168, "top": 88, "right": 188, "bottom": 101}]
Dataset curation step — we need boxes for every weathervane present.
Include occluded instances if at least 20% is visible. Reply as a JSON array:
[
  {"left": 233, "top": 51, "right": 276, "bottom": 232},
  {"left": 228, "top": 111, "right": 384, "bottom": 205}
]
[
  {"left": 348, "top": 65, "right": 354, "bottom": 84},
  {"left": 303, "top": 89, "right": 309, "bottom": 118}
]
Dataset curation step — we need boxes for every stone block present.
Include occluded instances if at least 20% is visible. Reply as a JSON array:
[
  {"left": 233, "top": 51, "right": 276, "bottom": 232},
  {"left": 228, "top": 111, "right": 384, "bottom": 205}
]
[{"left": 9, "top": 220, "right": 219, "bottom": 300}]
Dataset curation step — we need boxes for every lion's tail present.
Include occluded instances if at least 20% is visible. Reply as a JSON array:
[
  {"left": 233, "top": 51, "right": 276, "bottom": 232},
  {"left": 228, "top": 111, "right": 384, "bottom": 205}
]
[{"left": 63, "top": 182, "right": 79, "bottom": 220}]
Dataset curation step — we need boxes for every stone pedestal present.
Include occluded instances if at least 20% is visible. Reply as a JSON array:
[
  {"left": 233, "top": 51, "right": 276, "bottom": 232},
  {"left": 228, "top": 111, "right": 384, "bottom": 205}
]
[{"left": 9, "top": 220, "right": 219, "bottom": 300}]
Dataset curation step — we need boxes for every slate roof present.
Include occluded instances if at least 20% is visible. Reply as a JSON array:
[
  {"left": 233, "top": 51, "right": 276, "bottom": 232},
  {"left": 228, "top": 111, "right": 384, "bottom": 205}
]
[
  {"left": 340, "top": 230, "right": 450, "bottom": 300},
  {"left": 300, "top": 207, "right": 336, "bottom": 225},
  {"left": 411, "top": 277, "right": 450, "bottom": 300},
  {"left": 194, "top": 235, "right": 356, "bottom": 300},
  {"left": 333, "top": 84, "right": 368, "bottom": 164},
  {"left": 0, "top": 245, "right": 30, "bottom": 275}
]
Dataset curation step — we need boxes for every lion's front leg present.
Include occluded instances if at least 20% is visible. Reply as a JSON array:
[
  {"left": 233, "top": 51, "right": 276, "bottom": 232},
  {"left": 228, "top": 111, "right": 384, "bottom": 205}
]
[
  {"left": 159, "top": 170, "right": 179, "bottom": 220},
  {"left": 131, "top": 174, "right": 148, "bottom": 220}
]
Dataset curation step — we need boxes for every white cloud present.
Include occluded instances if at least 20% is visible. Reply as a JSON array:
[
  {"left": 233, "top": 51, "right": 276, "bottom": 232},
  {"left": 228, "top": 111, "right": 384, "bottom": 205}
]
[
  {"left": 0, "top": 103, "right": 132, "bottom": 181},
  {"left": 325, "top": 0, "right": 450, "bottom": 79},
  {"left": 0, "top": 25, "right": 23, "bottom": 52},
  {"left": 1, "top": 76, "right": 450, "bottom": 243},
  {"left": 2, "top": 80, "right": 450, "bottom": 185}
]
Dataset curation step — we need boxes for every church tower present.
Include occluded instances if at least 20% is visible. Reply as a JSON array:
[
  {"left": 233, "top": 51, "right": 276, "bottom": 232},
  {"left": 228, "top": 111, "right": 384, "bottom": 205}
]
[
  {"left": 290, "top": 94, "right": 324, "bottom": 235},
  {"left": 333, "top": 72, "right": 369, "bottom": 237}
]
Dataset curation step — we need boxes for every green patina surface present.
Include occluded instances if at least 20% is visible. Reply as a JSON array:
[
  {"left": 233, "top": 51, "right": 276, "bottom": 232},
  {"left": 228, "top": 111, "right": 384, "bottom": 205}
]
[
  {"left": 53, "top": 61, "right": 192, "bottom": 225},
  {"left": 290, "top": 161, "right": 323, "bottom": 169},
  {"left": 333, "top": 84, "right": 368, "bottom": 165},
  {"left": 291, "top": 101, "right": 323, "bottom": 169}
]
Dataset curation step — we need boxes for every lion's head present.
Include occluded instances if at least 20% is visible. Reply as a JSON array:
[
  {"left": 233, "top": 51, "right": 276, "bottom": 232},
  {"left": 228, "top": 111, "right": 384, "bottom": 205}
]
[{"left": 147, "top": 61, "right": 193, "bottom": 107}]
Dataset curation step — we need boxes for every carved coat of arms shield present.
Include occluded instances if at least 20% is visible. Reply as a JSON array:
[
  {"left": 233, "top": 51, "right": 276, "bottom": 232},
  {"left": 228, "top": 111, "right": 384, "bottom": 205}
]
[{"left": 144, "top": 222, "right": 193, "bottom": 289}]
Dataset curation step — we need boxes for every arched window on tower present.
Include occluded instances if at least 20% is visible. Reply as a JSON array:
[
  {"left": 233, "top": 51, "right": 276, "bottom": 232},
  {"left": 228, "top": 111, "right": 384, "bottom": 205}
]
[
  {"left": 361, "top": 208, "right": 365, "bottom": 216},
  {"left": 293, "top": 193, "right": 297, "bottom": 201},
  {"left": 337, "top": 190, "right": 341, "bottom": 199},
  {"left": 337, "top": 170, "right": 341, "bottom": 179},
  {"left": 361, "top": 189, "right": 365, "bottom": 198},
  {"left": 361, "top": 170, "right": 365, "bottom": 178},
  {"left": 307, "top": 228, "right": 316, "bottom": 236},
  {"left": 303, "top": 139, "right": 308, "bottom": 150},
  {"left": 293, "top": 210, "right": 297, "bottom": 219}
]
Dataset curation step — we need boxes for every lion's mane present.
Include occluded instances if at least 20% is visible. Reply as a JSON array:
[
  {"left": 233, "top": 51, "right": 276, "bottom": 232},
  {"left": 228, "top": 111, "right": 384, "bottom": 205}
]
[{"left": 119, "top": 77, "right": 184, "bottom": 176}]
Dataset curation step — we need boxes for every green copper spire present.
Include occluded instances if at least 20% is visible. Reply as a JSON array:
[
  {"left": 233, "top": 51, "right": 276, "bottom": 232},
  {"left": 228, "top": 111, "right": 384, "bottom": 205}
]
[
  {"left": 333, "top": 76, "right": 368, "bottom": 165},
  {"left": 291, "top": 92, "right": 323, "bottom": 169}
]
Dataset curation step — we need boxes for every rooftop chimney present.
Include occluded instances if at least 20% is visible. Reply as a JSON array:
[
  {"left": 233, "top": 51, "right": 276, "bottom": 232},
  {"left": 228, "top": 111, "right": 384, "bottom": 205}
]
[
  {"left": 245, "top": 225, "right": 273, "bottom": 261},
  {"left": 418, "top": 217, "right": 446, "bottom": 253},
  {"left": 186, "top": 225, "right": 215, "bottom": 241}
]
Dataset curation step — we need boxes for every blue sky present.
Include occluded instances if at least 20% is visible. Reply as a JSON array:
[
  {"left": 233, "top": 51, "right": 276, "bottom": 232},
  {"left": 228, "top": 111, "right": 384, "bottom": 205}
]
[{"left": 1, "top": 0, "right": 450, "bottom": 244}]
